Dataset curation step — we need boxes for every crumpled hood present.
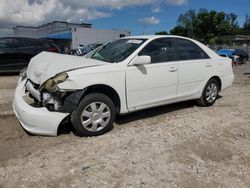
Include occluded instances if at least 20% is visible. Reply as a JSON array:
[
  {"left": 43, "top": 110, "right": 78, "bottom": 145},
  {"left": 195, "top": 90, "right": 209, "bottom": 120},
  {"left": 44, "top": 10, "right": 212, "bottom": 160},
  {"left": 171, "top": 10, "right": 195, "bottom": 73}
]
[{"left": 27, "top": 52, "right": 106, "bottom": 84}]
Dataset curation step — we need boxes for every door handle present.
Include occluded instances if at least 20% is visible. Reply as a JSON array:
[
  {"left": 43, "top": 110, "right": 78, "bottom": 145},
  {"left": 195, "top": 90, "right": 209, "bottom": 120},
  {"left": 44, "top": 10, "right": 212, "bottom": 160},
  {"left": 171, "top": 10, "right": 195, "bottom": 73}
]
[
  {"left": 168, "top": 67, "right": 178, "bottom": 72},
  {"left": 206, "top": 63, "right": 212, "bottom": 67}
]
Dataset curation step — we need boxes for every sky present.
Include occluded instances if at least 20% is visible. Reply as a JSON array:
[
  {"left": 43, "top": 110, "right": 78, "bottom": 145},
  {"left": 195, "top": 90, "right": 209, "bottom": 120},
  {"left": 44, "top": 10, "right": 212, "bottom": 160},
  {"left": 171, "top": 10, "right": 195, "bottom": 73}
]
[{"left": 0, "top": 0, "right": 250, "bottom": 37}]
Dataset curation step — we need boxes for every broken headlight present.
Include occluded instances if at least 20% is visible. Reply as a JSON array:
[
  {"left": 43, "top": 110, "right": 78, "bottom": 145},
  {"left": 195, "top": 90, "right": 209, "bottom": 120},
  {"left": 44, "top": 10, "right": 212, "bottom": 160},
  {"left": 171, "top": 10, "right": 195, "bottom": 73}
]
[{"left": 42, "top": 72, "right": 68, "bottom": 92}]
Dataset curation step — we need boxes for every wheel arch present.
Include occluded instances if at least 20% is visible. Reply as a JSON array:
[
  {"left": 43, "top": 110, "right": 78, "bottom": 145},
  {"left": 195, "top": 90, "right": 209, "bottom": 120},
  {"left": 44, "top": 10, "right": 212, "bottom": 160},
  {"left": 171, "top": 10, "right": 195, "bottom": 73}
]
[
  {"left": 82, "top": 84, "right": 121, "bottom": 114},
  {"left": 62, "top": 84, "right": 122, "bottom": 114},
  {"left": 197, "top": 75, "right": 222, "bottom": 99},
  {"left": 209, "top": 76, "right": 222, "bottom": 92}
]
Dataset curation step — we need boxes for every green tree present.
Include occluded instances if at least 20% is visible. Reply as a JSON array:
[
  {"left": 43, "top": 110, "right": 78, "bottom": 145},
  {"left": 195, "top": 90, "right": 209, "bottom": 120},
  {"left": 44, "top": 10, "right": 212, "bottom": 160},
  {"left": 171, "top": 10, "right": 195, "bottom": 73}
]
[
  {"left": 170, "top": 9, "right": 239, "bottom": 44},
  {"left": 170, "top": 26, "right": 189, "bottom": 36},
  {"left": 226, "top": 13, "right": 238, "bottom": 27},
  {"left": 155, "top": 31, "right": 169, "bottom": 35},
  {"left": 193, "top": 10, "right": 232, "bottom": 44},
  {"left": 243, "top": 14, "right": 250, "bottom": 33},
  {"left": 177, "top": 9, "right": 196, "bottom": 37}
]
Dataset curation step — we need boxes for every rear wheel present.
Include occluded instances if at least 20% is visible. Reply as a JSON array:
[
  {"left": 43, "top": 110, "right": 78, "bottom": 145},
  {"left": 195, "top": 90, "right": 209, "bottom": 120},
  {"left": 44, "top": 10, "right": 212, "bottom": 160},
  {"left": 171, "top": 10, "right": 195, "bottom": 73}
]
[
  {"left": 197, "top": 79, "right": 219, "bottom": 107},
  {"left": 71, "top": 93, "right": 116, "bottom": 136}
]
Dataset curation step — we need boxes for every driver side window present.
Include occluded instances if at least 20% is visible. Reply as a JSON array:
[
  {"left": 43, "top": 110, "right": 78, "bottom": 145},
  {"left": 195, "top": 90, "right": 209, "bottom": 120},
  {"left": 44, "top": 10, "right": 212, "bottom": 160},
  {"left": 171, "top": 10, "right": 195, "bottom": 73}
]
[{"left": 139, "top": 38, "right": 174, "bottom": 63}]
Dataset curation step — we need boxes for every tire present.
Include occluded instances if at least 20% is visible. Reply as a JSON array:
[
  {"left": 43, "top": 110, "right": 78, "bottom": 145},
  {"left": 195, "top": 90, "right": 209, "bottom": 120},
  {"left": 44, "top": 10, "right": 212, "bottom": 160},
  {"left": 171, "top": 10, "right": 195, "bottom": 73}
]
[
  {"left": 243, "top": 57, "right": 247, "bottom": 64},
  {"left": 71, "top": 93, "right": 116, "bottom": 136},
  {"left": 197, "top": 78, "right": 219, "bottom": 107}
]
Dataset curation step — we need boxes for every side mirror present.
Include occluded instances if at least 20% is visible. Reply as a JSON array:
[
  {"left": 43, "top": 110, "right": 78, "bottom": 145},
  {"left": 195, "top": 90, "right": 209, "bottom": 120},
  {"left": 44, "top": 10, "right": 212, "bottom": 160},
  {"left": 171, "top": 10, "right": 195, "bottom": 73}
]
[{"left": 132, "top": 55, "right": 151, "bottom": 66}]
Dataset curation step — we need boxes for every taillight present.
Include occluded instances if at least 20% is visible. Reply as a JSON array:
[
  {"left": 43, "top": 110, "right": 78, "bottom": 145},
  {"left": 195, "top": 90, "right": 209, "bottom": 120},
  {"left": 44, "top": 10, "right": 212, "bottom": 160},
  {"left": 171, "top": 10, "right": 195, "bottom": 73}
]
[{"left": 48, "top": 47, "right": 59, "bottom": 52}]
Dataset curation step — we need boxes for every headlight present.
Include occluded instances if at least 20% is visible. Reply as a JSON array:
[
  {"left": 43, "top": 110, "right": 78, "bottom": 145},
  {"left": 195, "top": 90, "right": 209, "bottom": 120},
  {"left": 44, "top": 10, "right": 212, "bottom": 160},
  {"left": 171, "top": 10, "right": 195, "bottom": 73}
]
[{"left": 42, "top": 72, "right": 68, "bottom": 92}]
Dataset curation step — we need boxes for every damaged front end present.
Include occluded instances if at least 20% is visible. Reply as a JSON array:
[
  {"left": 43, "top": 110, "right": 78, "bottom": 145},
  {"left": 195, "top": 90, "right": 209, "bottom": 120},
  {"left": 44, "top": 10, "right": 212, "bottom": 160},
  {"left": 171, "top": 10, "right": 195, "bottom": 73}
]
[
  {"left": 13, "top": 70, "right": 83, "bottom": 136},
  {"left": 24, "top": 71, "right": 83, "bottom": 113},
  {"left": 23, "top": 72, "right": 67, "bottom": 111}
]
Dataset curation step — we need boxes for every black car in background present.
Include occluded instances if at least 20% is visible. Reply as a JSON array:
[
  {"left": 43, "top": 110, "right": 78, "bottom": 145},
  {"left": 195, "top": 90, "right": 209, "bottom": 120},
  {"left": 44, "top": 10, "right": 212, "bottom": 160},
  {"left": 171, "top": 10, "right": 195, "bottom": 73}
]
[
  {"left": 0, "top": 37, "right": 59, "bottom": 73},
  {"left": 233, "top": 49, "right": 249, "bottom": 64},
  {"left": 70, "top": 43, "right": 103, "bottom": 56}
]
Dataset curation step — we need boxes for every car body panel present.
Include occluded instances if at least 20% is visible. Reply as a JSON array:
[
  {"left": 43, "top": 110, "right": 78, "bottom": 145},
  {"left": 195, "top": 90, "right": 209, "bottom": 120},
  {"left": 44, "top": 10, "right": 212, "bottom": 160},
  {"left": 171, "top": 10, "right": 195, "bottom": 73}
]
[
  {"left": 13, "top": 35, "right": 234, "bottom": 136},
  {"left": 27, "top": 52, "right": 107, "bottom": 84},
  {"left": 177, "top": 58, "right": 216, "bottom": 99},
  {"left": 126, "top": 61, "right": 178, "bottom": 111},
  {"left": 58, "top": 63, "right": 128, "bottom": 114}
]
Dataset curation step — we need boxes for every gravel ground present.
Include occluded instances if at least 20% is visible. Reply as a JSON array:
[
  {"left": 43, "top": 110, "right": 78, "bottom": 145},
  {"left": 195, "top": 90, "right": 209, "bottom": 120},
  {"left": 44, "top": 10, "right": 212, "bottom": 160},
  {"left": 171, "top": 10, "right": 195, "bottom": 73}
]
[{"left": 0, "top": 64, "right": 250, "bottom": 188}]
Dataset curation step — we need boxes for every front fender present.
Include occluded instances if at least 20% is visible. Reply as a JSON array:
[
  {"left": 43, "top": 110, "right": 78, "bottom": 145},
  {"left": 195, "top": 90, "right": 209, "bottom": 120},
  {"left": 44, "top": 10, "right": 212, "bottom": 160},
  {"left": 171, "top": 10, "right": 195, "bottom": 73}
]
[{"left": 57, "top": 71, "right": 128, "bottom": 114}]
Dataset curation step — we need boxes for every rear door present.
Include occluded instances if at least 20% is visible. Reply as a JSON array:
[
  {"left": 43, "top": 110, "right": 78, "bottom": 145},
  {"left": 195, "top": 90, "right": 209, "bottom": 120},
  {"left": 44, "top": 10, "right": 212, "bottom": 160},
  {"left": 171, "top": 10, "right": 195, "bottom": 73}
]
[{"left": 173, "top": 38, "right": 212, "bottom": 99}]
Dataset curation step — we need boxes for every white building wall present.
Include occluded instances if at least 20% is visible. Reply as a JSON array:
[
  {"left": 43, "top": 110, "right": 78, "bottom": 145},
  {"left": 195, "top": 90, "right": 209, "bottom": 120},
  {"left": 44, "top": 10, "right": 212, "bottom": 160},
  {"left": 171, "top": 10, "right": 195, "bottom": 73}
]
[
  {"left": 72, "top": 28, "right": 130, "bottom": 48},
  {"left": 13, "top": 21, "right": 91, "bottom": 39},
  {"left": 13, "top": 27, "right": 37, "bottom": 38}
]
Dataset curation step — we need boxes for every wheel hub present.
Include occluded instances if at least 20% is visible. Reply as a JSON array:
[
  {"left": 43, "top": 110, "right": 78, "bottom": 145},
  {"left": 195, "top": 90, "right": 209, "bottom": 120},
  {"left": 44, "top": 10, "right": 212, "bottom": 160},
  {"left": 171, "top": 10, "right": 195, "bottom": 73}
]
[
  {"left": 80, "top": 102, "right": 111, "bottom": 132},
  {"left": 92, "top": 113, "right": 100, "bottom": 121}
]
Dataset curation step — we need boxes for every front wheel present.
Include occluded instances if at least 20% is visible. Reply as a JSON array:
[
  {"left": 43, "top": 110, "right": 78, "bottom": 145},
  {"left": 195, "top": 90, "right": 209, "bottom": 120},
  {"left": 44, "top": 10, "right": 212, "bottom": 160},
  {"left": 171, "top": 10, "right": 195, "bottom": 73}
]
[
  {"left": 71, "top": 93, "right": 116, "bottom": 136},
  {"left": 197, "top": 79, "right": 219, "bottom": 107}
]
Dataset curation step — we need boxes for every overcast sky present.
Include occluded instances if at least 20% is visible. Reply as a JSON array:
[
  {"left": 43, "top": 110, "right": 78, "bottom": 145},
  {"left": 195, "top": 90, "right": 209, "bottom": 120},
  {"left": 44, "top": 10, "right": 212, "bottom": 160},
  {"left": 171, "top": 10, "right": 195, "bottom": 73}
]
[{"left": 0, "top": 0, "right": 249, "bottom": 37}]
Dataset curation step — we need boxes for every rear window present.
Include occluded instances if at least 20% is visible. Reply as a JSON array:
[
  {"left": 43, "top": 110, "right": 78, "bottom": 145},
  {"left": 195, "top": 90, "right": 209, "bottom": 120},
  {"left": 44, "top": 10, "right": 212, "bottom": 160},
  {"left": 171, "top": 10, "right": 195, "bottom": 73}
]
[{"left": 174, "top": 38, "right": 209, "bottom": 61}]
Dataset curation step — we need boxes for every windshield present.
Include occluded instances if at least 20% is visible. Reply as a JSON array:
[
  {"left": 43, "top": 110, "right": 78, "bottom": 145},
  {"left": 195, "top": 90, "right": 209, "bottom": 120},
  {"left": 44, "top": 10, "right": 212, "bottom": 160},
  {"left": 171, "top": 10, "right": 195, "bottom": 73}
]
[{"left": 90, "top": 38, "right": 146, "bottom": 63}]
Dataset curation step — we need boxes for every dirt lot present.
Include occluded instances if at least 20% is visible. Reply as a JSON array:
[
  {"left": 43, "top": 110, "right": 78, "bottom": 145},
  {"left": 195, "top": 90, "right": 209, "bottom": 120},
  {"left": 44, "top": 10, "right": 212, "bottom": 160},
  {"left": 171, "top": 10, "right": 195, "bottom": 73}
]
[{"left": 0, "top": 64, "right": 250, "bottom": 188}]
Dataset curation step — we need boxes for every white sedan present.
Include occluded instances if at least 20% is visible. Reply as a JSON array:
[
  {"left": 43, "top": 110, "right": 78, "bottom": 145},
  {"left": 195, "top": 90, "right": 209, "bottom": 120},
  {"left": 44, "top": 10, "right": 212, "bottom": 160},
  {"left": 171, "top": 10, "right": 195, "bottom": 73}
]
[{"left": 13, "top": 35, "right": 234, "bottom": 136}]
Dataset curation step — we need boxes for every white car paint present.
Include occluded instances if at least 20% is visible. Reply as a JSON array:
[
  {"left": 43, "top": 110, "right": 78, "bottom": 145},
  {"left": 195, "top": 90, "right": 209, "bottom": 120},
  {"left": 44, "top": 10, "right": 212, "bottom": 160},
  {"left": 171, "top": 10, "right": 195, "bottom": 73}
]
[
  {"left": 27, "top": 52, "right": 106, "bottom": 84},
  {"left": 13, "top": 35, "right": 234, "bottom": 136},
  {"left": 126, "top": 61, "right": 179, "bottom": 110}
]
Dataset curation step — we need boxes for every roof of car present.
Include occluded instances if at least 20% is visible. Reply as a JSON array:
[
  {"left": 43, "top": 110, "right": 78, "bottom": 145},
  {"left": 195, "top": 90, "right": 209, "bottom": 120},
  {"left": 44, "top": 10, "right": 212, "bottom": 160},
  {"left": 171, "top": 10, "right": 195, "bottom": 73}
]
[{"left": 123, "top": 35, "right": 187, "bottom": 40}]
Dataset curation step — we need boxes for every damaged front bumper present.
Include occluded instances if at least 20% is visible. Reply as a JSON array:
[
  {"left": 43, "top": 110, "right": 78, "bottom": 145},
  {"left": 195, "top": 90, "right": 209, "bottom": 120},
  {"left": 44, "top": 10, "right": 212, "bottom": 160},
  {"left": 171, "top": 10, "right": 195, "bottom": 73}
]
[{"left": 13, "top": 79, "right": 69, "bottom": 136}]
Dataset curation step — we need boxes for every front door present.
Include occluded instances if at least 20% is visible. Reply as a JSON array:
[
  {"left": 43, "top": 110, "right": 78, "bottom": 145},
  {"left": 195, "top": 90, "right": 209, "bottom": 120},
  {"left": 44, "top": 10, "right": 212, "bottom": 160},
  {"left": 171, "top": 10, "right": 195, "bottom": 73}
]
[{"left": 126, "top": 38, "right": 179, "bottom": 111}]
